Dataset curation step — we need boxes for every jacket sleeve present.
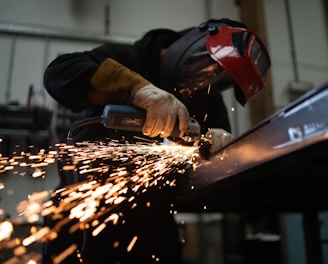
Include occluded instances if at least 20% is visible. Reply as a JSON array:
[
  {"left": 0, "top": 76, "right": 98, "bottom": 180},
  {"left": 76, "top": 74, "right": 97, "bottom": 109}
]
[
  {"left": 43, "top": 51, "right": 99, "bottom": 112},
  {"left": 43, "top": 43, "right": 142, "bottom": 113}
]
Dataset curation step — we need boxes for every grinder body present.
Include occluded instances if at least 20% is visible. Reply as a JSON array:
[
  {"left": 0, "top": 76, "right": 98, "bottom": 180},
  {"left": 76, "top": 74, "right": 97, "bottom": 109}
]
[{"left": 101, "top": 104, "right": 201, "bottom": 143}]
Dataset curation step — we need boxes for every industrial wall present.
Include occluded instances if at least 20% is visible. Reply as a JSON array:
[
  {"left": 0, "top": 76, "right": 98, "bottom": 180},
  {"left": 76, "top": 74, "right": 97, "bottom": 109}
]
[{"left": 264, "top": 0, "right": 328, "bottom": 109}]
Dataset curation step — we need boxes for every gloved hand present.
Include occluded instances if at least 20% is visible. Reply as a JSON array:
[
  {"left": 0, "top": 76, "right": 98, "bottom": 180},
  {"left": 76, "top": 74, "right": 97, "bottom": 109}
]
[
  {"left": 205, "top": 128, "right": 235, "bottom": 154},
  {"left": 132, "top": 83, "right": 189, "bottom": 138},
  {"left": 89, "top": 58, "right": 189, "bottom": 138}
]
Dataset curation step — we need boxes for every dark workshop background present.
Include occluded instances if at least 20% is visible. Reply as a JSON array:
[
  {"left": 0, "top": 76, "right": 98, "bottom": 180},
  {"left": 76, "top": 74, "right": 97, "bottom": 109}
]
[{"left": 0, "top": 0, "right": 327, "bottom": 264}]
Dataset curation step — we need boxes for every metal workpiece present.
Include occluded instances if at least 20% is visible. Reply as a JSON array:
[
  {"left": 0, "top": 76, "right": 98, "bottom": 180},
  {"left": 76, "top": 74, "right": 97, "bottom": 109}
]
[{"left": 178, "top": 81, "right": 328, "bottom": 212}]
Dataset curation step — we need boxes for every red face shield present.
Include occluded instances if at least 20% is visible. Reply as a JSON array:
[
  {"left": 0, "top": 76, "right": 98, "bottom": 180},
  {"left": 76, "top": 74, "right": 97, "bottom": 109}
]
[
  {"left": 206, "top": 26, "right": 271, "bottom": 104},
  {"left": 160, "top": 21, "right": 271, "bottom": 105}
]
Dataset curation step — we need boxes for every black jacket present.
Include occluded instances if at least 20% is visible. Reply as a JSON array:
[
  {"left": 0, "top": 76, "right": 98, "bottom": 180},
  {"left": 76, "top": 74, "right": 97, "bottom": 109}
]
[
  {"left": 44, "top": 28, "right": 231, "bottom": 142},
  {"left": 42, "top": 28, "right": 231, "bottom": 264}
]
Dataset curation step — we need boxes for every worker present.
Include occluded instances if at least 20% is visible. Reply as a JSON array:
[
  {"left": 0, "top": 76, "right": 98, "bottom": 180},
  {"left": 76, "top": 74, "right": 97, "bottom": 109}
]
[{"left": 42, "top": 18, "right": 270, "bottom": 264}]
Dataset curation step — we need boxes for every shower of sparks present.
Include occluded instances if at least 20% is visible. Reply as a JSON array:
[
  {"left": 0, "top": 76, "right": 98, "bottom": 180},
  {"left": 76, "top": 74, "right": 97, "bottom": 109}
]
[{"left": 0, "top": 138, "right": 200, "bottom": 262}]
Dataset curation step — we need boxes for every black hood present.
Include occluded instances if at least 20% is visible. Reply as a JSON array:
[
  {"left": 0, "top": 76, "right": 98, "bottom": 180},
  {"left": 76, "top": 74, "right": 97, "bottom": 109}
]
[{"left": 134, "top": 29, "right": 181, "bottom": 86}]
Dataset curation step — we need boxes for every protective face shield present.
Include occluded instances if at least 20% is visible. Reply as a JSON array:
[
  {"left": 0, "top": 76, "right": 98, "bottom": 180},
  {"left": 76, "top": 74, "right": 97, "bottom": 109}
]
[{"left": 159, "top": 20, "right": 271, "bottom": 105}]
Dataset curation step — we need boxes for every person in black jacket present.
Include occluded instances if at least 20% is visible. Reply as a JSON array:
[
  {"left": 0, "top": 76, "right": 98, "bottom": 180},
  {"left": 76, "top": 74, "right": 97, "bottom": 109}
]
[{"left": 42, "top": 18, "right": 270, "bottom": 264}]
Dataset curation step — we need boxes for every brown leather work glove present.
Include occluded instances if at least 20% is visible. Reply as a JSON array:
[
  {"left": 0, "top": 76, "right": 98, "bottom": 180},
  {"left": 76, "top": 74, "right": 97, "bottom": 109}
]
[
  {"left": 89, "top": 58, "right": 149, "bottom": 105},
  {"left": 89, "top": 58, "right": 189, "bottom": 138}
]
